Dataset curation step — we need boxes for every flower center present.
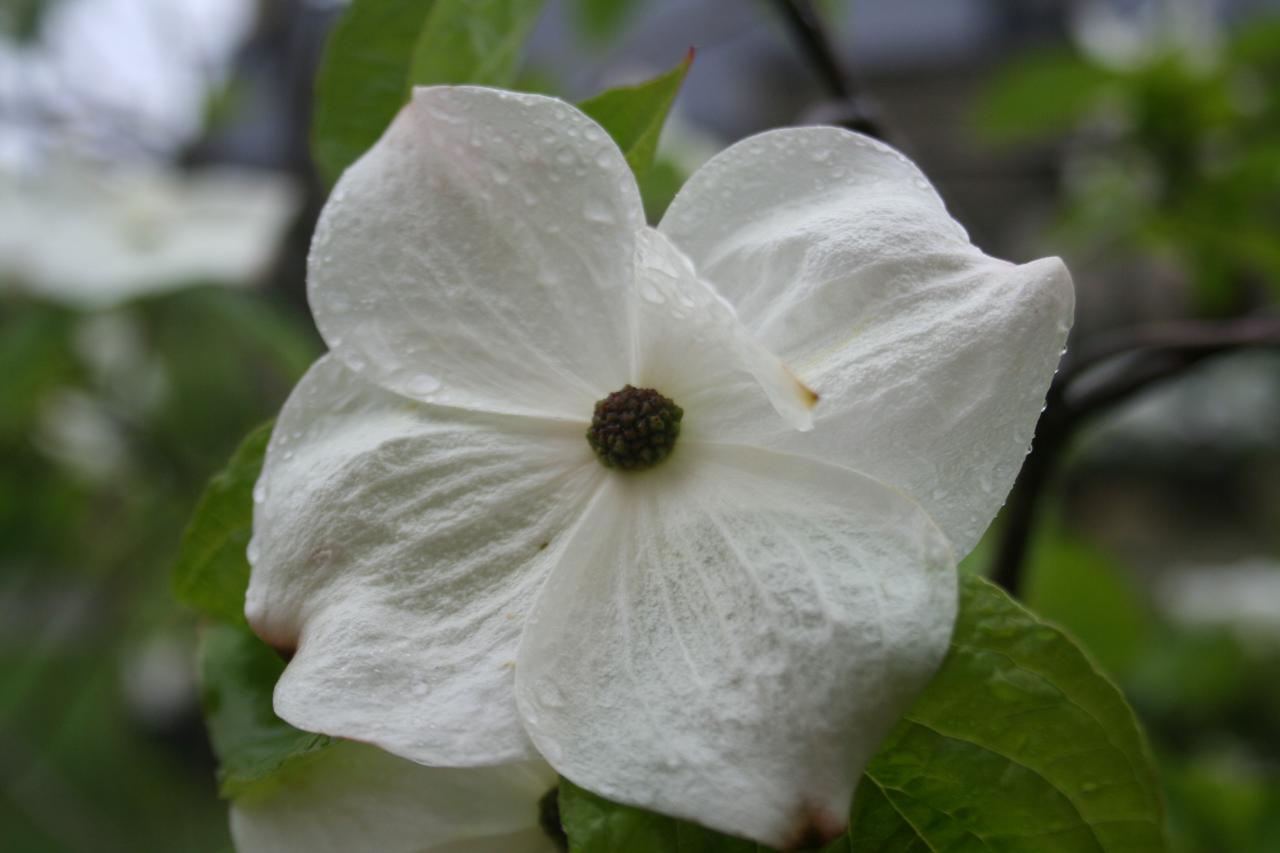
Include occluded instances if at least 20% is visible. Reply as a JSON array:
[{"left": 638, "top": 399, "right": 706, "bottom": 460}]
[{"left": 586, "top": 385, "right": 683, "bottom": 471}]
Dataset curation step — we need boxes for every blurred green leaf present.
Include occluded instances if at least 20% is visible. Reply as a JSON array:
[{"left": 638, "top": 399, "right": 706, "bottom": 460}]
[
  {"left": 1163, "top": 749, "right": 1280, "bottom": 853},
  {"left": 578, "top": 49, "right": 693, "bottom": 179},
  {"left": 0, "top": 298, "right": 79, "bottom": 436},
  {"left": 569, "top": 0, "right": 643, "bottom": 43},
  {"left": 408, "top": 0, "right": 547, "bottom": 91},
  {"left": 560, "top": 575, "right": 1166, "bottom": 852},
  {"left": 637, "top": 153, "right": 687, "bottom": 223},
  {"left": 143, "top": 288, "right": 314, "bottom": 479},
  {"left": 200, "top": 622, "right": 331, "bottom": 798},
  {"left": 311, "top": 0, "right": 426, "bottom": 187},
  {"left": 0, "top": 0, "right": 51, "bottom": 41},
  {"left": 311, "top": 0, "right": 548, "bottom": 185},
  {"left": 975, "top": 51, "right": 1114, "bottom": 144},
  {"left": 1024, "top": 529, "right": 1157, "bottom": 678},
  {"left": 172, "top": 420, "right": 272, "bottom": 625},
  {"left": 1130, "top": 627, "right": 1254, "bottom": 722},
  {"left": 561, "top": 780, "right": 765, "bottom": 852}
]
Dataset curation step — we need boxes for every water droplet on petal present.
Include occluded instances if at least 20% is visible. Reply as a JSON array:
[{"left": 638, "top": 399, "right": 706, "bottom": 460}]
[
  {"left": 583, "top": 198, "right": 614, "bottom": 224},
  {"left": 639, "top": 280, "right": 665, "bottom": 304},
  {"left": 407, "top": 374, "right": 441, "bottom": 396}
]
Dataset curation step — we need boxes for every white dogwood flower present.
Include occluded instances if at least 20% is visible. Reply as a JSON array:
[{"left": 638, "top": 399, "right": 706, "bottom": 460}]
[
  {"left": 0, "top": 159, "right": 298, "bottom": 308},
  {"left": 246, "top": 86, "right": 1072, "bottom": 848},
  {"left": 231, "top": 742, "right": 559, "bottom": 853}
]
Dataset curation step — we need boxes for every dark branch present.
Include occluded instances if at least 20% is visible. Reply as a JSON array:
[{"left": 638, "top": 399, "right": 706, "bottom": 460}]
[
  {"left": 771, "top": 0, "right": 851, "bottom": 99},
  {"left": 991, "top": 314, "right": 1280, "bottom": 594},
  {"left": 768, "top": 0, "right": 886, "bottom": 139}
]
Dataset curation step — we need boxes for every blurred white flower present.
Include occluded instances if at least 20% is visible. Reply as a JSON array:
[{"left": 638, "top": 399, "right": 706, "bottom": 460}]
[
  {"left": 0, "top": 159, "right": 299, "bottom": 308},
  {"left": 34, "top": 388, "right": 128, "bottom": 482},
  {"left": 120, "top": 632, "right": 199, "bottom": 730},
  {"left": 246, "top": 86, "right": 1072, "bottom": 847},
  {"left": 231, "top": 742, "right": 560, "bottom": 853},
  {"left": 0, "top": 0, "right": 256, "bottom": 164},
  {"left": 1070, "top": 0, "right": 1222, "bottom": 71},
  {"left": 1158, "top": 559, "right": 1280, "bottom": 648},
  {"left": 72, "top": 311, "right": 169, "bottom": 415}
]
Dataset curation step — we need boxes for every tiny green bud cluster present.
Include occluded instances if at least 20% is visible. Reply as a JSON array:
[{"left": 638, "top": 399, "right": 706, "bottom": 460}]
[{"left": 587, "top": 385, "right": 683, "bottom": 471}]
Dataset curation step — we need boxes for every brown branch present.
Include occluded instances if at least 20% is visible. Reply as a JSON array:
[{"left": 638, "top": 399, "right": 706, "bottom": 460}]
[
  {"left": 768, "top": 0, "right": 886, "bottom": 139},
  {"left": 990, "top": 314, "right": 1280, "bottom": 594}
]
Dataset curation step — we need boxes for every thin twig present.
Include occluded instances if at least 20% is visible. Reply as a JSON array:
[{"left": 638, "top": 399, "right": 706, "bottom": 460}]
[
  {"left": 991, "top": 315, "right": 1280, "bottom": 594},
  {"left": 768, "top": 0, "right": 886, "bottom": 139}
]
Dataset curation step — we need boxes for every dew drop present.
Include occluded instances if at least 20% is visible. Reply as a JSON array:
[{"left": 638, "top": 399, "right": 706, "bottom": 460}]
[
  {"left": 639, "top": 280, "right": 665, "bottom": 304},
  {"left": 582, "top": 198, "right": 614, "bottom": 224},
  {"left": 407, "top": 374, "right": 442, "bottom": 396}
]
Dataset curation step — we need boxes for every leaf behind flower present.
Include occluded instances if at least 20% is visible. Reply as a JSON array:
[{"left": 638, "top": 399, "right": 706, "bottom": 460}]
[
  {"left": 311, "top": 0, "right": 549, "bottom": 186},
  {"left": 560, "top": 574, "right": 1167, "bottom": 852},
  {"left": 171, "top": 419, "right": 273, "bottom": 625},
  {"left": 578, "top": 50, "right": 693, "bottom": 179}
]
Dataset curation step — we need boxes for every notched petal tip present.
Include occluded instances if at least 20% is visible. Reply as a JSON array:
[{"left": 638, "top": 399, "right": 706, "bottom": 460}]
[
  {"left": 775, "top": 364, "right": 818, "bottom": 432},
  {"left": 244, "top": 598, "right": 300, "bottom": 664},
  {"left": 781, "top": 803, "right": 847, "bottom": 852},
  {"left": 269, "top": 641, "right": 296, "bottom": 663},
  {"left": 788, "top": 365, "right": 820, "bottom": 409}
]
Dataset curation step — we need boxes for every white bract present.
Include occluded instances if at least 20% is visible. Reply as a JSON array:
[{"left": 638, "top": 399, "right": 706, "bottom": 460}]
[
  {"left": 0, "top": 160, "right": 298, "bottom": 308},
  {"left": 1070, "top": 0, "right": 1221, "bottom": 72},
  {"left": 232, "top": 742, "right": 559, "bottom": 853},
  {"left": 246, "top": 86, "right": 1073, "bottom": 848}
]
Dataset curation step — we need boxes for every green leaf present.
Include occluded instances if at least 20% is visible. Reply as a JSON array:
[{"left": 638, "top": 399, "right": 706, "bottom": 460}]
[
  {"left": 200, "top": 622, "right": 331, "bottom": 799},
  {"left": 560, "top": 575, "right": 1166, "bottom": 852},
  {"left": 0, "top": 297, "right": 79, "bottom": 437},
  {"left": 560, "top": 780, "right": 767, "bottom": 852},
  {"left": 854, "top": 574, "right": 1165, "bottom": 852},
  {"left": 407, "top": 0, "right": 548, "bottom": 91},
  {"left": 578, "top": 49, "right": 693, "bottom": 179},
  {"left": 974, "top": 51, "right": 1115, "bottom": 144},
  {"left": 171, "top": 420, "right": 272, "bottom": 625},
  {"left": 310, "top": 0, "right": 426, "bottom": 187},
  {"left": 568, "top": 0, "right": 644, "bottom": 43},
  {"left": 1023, "top": 529, "right": 1157, "bottom": 679},
  {"left": 311, "top": 0, "right": 548, "bottom": 186}
]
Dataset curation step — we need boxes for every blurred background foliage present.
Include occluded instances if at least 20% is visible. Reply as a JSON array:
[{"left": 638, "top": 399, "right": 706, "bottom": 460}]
[{"left": 2, "top": 0, "right": 1279, "bottom": 851}]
